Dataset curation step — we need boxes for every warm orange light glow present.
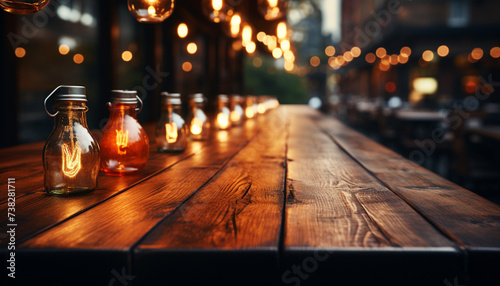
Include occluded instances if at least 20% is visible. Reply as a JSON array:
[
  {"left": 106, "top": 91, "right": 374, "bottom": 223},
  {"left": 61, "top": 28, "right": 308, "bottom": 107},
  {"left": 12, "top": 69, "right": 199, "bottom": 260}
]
[
  {"left": 230, "top": 110, "right": 241, "bottom": 123},
  {"left": 116, "top": 129, "right": 129, "bottom": 155},
  {"left": 325, "top": 46, "right": 335, "bottom": 57},
  {"left": 182, "top": 61, "right": 192, "bottom": 72},
  {"left": 336, "top": 56, "right": 345, "bottom": 65},
  {"left": 422, "top": 50, "right": 434, "bottom": 62},
  {"left": 14, "top": 47, "right": 26, "bottom": 58},
  {"left": 379, "top": 61, "right": 390, "bottom": 71},
  {"left": 400, "top": 46, "right": 411, "bottom": 57},
  {"left": 268, "top": 0, "right": 278, "bottom": 7},
  {"left": 122, "top": 51, "right": 133, "bottom": 62},
  {"left": 190, "top": 117, "right": 202, "bottom": 135},
  {"left": 165, "top": 123, "right": 178, "bottom": 143},
  {"left": 277, "top": 21, "right": 287, "bottom": 40},
  {"left": 148, "top": 5, "right": 156, "bottom": 16},
  {"left": 177, "top": 23, "right": 188, "bottom": 38},
  {"left": 59, "top": 44, "right": 70, "bottom": 55},
  {"left": 284, "top": 61, "right": 294, "bottom": 71},
  {"left": 245, "top": 106, "right": 255, "bottom": 118},
  {"left": 490, "top": 47, "right": 500, "bottom": 58},
  {"left": 389, "top": 54, "right": 399, "bottom": 65},
  {"left": 365, "top": 53, "right": 376, "bottom": 63},
  {"left": 385, "top": 82, "right": 396, "bottom": 93},
  {"left": 376, "top": 47, "right": 387, "bottom": 58},
  {"left": 351, "top": 46, "right": 361, "bottom": 58},
  {"left": 471, "top": 48, "right": 483, "bottom": 60},
  {"left": 310, "top": 56, "right": 320, "bottom": 67},
  {"left": 343, "top": 51, "right": 353, "bottom": 62},
  {"left": 246, "top": 41, "right": 256, "bottom": 54},
  {"left": 242, "top": 25, "right": 252, "bottom": 46},
  {"left": 272, "top": 48, "right": 283, "bottom": 59},
  {"left": 73, "top": 54, "right": 84, "bottom": 64},
  {"left": 253, "top": 57, "right": 262, "bottom": 67},
  {"left": 187, "top": 42, "right": 197, "bottom": 54},
  {"left": 62, "top": 142, "right": 81, "bottom": 178},
  {"left": 258, "top": 103, "right": 266, "bottom": 114},
  {"left": 284, "top": 50, "right": 295, "bottom": 62},
  {"left": 216, "top": 112, "right": 229, "bottom": 129},
  {"left": 212, "top": 0, "right": 222, "bottom": 10},
  {"left": 280, "top": 39, "right": 290, "bottom": 51},
  {"left": 257, "top": 31, "right": 266, "bottom": 42},
  {"left": 437, "top": 45, "right": 449, "bottom": 57},
  {"left": 398, "top": 55, "right": 409, "bottom": 64},
  {"left": 230, "top": 15, "right": 241, "bottom": 37}
]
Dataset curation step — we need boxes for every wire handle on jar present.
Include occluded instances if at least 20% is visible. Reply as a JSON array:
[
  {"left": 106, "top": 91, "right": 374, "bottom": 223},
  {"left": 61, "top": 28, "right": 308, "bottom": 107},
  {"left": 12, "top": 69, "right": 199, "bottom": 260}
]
[
  {"left": 44, "top": 86, "right": 62, "bottom": 117},
  {"left": 136, "top": 95, "right": 143, "bottom": 113}
]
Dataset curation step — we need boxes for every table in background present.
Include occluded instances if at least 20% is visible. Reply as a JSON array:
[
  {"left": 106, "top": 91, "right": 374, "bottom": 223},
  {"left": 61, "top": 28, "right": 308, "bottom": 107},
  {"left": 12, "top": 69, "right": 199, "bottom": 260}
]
[{"left": 1, "top": 105, "right": 499, "bottom": 286}]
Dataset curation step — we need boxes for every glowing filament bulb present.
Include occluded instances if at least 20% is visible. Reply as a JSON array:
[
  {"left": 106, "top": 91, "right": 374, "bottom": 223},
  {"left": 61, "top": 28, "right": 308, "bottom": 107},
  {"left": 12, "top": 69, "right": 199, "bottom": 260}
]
[
  {"left": 230, "top": 110, "right": 241, "bottom": 123},
  {"left": 190, "top": 117, "right": 203, "bottom": 135},
  {"left": 116, "top": 130, "right": 129, "bottom": 155},
  {"left": 212, "top": 0, "right": 222, "bottom": 11},
  {"left": 217, "top": 113, "right": 229, "bottom": 129},
  {"left": 268, "top": 0, "right": 278, "bottom": 7},
  {"left": 148, "top": 5, "right": 156, "bottom": 16},
  {"left": 258, "top": 103, "right": 265, "bottom": 114},
  {"left": 62, "top": 142, "right": 82, "bottom": 178},
  {"left": 245, "top": 107, "right": 255, "bottom": 118},
  {"left": 242, "top": 25, "right": 252, "bottom": 46},
  {"left": 165, "top": 123, "right": 178, "bottom": 143}
]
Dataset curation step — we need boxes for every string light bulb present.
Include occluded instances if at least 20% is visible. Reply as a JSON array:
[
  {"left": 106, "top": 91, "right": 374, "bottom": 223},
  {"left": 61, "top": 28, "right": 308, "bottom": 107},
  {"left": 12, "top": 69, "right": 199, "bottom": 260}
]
[
  {"left": 202, "top": 0, "right": 234, "bottom": 23},
  {"left": 257, "top": 0, "right": 286, "bottom": 20},
  {"left": 128, "top": 0, "right": 175, "bottom": 23}
]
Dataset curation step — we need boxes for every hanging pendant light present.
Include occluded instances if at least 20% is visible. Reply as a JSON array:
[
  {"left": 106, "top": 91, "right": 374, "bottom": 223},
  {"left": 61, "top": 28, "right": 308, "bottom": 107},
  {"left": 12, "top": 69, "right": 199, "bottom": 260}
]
[
  {"left": 202, "top": 0, "right": 234, "bottom": 23},
  {"left": 257, "top": 0, "right": 287, "bottom": 20},
  {"left": 0, "top": 0, "right": 50, "bottom": 14},
  {"left": 128, "top": 0, "right": 175, "bottom": 23}
]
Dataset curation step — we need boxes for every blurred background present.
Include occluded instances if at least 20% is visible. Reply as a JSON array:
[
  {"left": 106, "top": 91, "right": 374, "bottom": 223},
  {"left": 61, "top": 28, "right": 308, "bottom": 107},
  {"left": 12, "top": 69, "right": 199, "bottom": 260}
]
[{"left": 0, "top": 0, "right": 499, "bottom": 202}]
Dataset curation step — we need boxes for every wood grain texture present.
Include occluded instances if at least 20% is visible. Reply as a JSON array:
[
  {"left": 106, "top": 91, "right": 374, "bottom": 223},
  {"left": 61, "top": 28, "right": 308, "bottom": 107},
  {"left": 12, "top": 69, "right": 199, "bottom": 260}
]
[
  {"left": 134, "top": 108, "right": 288, "bottom": 285},
  {"left": 283, "top": 106, "right": 460, "bottom": 285},
  {"left": 314, "top": 110, "right": 500, "bottom": 285},
  {"left": 9, "top": 115, "right": 265, "bottom": 285}
]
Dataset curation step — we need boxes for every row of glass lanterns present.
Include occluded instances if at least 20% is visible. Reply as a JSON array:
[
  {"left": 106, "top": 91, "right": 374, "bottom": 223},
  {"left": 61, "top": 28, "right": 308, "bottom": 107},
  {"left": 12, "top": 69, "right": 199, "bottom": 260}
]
[{"left": 42, "top": 85, "right": 278, "bottom": 195}]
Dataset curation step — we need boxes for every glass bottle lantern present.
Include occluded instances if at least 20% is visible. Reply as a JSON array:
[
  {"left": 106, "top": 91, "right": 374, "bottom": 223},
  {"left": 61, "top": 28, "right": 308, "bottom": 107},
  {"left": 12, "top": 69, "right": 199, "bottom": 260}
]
[
  {"left": 155, "top": 92, "right": 187, "bottom": 152},
  {"left": 188, "top": 93, "right": 210, "bottom": 140},
  {"left": 230, "top": 95, "right": 244, "bottom": 126},
  {"left": 100, "top": 90, "right": 149, "bottom": 175},
  {"left": 0, "top": 0, "right": 50, "bottom": 14},
  {"left": 127, "top": 0, "right": 175, "bottom": 23},
  {"left": 43, "top": 86, "right": 100, "bottom": 195},
  {"left": 215, "top": 94, "right": 231, "bottom": 130}
]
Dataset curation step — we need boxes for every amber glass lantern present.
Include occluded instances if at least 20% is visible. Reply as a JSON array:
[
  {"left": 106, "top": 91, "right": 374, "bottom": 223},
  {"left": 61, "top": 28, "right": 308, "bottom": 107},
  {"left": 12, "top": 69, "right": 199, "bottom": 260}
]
[
  {"left": 100, "top": 90, "right": 149, "bottom": 175},
  {"left": 187, "top": 93, "right": 210, "bottom": 140},
  {"left": 230, "top": 95, "right": 244, "bottom": 126},
  {"left": 215, "top": 94, "right": 231, "bottom": 130},
  {"left": 0, "top": 0, "right": 50, "bottom": 14},
  {"left": 155, "top": 92, "right": 187, "bottom": 152},
  {"left": 128, "top": 0, "right": 175, "bottom": 23},
  {"left": 43, "top": 86, "right": 100, "bottom": 195}
]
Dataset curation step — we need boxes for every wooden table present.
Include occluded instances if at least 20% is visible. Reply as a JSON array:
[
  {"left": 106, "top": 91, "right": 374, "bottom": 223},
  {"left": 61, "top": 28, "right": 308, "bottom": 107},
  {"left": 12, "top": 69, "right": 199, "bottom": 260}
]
[{"left": 1, "top": 105, "right": 499, "bottom": 286}]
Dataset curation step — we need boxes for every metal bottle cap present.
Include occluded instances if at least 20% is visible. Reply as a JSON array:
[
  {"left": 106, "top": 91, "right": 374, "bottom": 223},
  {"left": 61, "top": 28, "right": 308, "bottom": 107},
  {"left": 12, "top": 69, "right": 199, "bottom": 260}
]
[
  {"left": 189, "top": 93, "right": 206, "bottom": 103},
  {"left": 44, "top": 85, "right": 87, "bottom": 117},
  {"left": 161, "top": 92, "right": 182, "bottom": 105},
  {"left": 109, "top": 90, "right": 143, "bottom": 113}
]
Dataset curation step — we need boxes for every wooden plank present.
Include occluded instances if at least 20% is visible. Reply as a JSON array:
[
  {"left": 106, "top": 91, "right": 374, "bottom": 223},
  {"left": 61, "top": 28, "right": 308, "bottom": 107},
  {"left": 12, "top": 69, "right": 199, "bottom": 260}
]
[
  {"left": 134, "top": 108, "right": 288, "bottom": 285},
  {"left": 7, "top": 114, "right": 266, "bottom": 285},
  {"left": 314, "top": 110, "right": 500, "bottom": 285},
  {"left": 282, "top": 107, "right": 460, "bottom": 285}
]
